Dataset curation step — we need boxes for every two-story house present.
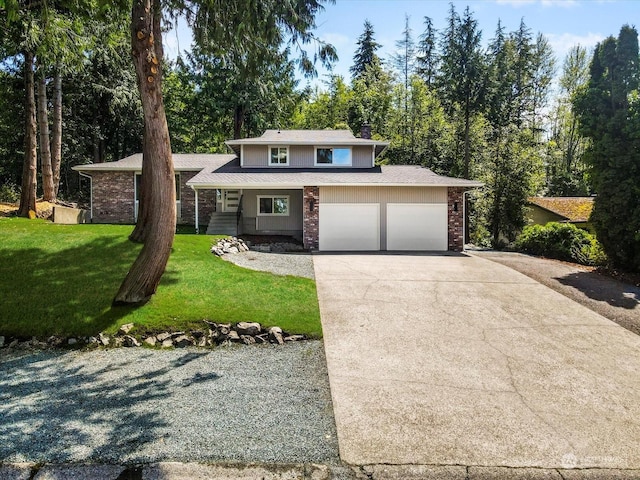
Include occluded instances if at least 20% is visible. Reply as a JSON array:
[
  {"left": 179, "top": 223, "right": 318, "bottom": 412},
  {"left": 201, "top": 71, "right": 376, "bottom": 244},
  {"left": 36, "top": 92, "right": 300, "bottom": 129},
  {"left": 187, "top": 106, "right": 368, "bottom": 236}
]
[{"left": 73, "top": 129, "right": 481, "bottom": 252}]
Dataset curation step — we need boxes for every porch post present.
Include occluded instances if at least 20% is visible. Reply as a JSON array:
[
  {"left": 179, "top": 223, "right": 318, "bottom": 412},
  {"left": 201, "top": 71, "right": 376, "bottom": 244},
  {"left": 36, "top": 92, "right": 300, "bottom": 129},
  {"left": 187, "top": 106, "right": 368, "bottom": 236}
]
[{"left": 195, "top": 188, "right": 199, "bottom": 234}]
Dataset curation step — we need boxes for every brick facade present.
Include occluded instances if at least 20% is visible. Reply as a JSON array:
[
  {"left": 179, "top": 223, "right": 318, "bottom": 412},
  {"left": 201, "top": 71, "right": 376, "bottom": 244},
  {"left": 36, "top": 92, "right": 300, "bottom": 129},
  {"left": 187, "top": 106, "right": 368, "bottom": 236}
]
[
  {"left": 303, "top": 186, "right": 319, "bottom": 250},
  {"left": 90, "top": 170, "right": 217, "bottom": 226},
  {"left": 447, "top": 187, "right": 464, "bottom": 252},
  {"left": 179, "top": 172, "right": 216, "bottom": 227},
  {"left": 91, "top": 171, "right": 135, "bottom": 223}
]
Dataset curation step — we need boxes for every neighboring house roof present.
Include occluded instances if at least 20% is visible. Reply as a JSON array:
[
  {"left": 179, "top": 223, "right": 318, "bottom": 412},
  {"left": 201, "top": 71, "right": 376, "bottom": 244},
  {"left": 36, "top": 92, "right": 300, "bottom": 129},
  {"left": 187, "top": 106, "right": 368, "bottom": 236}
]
[
  {"left": 528, "top": 197, "right": 594, "bottom": 223},
  {"left": 71, "top": 153, "right": 236, "bottom": 172},
  {"left": 225, "top": 130, "right": 390, "bottom": 157},
  {"left": 186, "top": 158, "right": 483, "bottom": 189}
]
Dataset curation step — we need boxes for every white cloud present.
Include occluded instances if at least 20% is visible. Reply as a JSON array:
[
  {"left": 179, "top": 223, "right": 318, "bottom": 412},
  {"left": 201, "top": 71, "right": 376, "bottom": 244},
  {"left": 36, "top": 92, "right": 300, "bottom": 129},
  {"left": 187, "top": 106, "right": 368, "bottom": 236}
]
[
  {"left": 545, "top": 32, "right": 605, "bottom": 61},
  {"left": 495, "top": 0, "right": 578, "bottom": 7},
  {"left": 320, "top": 32, "right": 351, "bottom": 49}
]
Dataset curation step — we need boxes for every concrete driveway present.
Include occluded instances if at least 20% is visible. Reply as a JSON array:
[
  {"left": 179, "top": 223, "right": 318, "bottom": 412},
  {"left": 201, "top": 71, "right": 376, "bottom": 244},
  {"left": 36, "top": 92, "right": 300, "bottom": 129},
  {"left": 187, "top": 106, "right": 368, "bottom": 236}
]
[{"left": 313, "top": 253, "right": 640, "bottom": 470}]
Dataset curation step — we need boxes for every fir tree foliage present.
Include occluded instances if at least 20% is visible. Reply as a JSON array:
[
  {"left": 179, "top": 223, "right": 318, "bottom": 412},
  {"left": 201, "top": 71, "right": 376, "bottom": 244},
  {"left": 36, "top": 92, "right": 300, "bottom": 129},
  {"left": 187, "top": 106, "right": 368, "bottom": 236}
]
[{"left": 574, "top": 25, "right": 640, "bottom": 271}]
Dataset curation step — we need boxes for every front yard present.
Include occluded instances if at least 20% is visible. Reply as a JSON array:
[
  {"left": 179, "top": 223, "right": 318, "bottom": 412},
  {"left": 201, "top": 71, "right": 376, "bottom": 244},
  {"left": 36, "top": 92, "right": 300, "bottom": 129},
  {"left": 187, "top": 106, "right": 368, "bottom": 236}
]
[{"left": 0, "top": 218, "right": 321, "bottom": 338}]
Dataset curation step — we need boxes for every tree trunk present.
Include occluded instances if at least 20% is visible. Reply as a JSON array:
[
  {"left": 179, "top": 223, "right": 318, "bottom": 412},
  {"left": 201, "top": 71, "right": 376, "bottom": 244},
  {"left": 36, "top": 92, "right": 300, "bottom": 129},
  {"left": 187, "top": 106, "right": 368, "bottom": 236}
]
[
  {"left": 37, "top": 64, "right": 55, "bottom": 202},
  {"left": 129, "top": 132, "right": 151, "bottom": 243},
  {"left": 51, "top": 67, "right": 62, "bottom": 197},
  {"left": 113, "top": 0, "right": 176, "bottom": 305},
  {"left": 233, "top": 104, "right": 245, "bottom": 139},
  {"left": 18, "top": 51, "right": 38, "bottom": 218}
]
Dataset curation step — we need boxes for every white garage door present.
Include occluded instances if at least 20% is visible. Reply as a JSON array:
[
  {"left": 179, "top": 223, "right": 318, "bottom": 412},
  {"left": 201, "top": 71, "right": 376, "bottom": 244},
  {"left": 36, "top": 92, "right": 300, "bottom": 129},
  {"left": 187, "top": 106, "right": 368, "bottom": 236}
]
[
  {"left": 319, "top": 204, "right": 380, "bottom": 251},
  {"left": 387, "top": 203, "right": 448, "bottom": 251}
]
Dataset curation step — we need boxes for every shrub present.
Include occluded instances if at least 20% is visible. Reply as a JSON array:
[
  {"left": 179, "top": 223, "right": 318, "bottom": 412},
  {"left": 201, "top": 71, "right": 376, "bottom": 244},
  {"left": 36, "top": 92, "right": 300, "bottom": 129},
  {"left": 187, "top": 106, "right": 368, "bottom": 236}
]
[
  {"left": 515, "top": 222, "right": 607, "bottom": 266},
  {"left": 0, "top": 183, "right": 19, "bottom": 203}
]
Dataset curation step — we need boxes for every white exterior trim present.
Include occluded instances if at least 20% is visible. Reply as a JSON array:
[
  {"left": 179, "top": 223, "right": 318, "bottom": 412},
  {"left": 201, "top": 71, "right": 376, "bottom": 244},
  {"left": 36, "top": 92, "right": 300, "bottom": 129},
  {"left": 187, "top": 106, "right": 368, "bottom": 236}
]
[
  {"left": 268, "top": 145, "right": 290, "bottom": 166},
  {"left": 257, "top": 194, "right": 290, "bottom": 216},
  {"left": 314, "top": 146, "right": 353, "bottom": 167}
]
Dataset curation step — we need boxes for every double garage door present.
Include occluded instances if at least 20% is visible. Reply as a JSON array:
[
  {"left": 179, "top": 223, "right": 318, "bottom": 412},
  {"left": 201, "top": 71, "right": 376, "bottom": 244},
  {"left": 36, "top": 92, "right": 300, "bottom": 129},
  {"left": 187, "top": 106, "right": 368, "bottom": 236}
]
[{"left": 319, "top": 203, "right": 448, "bottom": 251}]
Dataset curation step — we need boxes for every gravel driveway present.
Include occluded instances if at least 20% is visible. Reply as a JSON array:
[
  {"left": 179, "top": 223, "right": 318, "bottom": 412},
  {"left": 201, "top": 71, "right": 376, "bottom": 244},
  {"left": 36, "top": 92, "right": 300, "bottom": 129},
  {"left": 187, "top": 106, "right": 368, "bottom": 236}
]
[
  {"left": 473, "top": 251, "right": 640, "bottom": 335},
  {"left": 0, "top": 342, "right": 339, "bottom": 464},
  {"left": 221, "top": 251, "right": 315, "bottom": 279}
]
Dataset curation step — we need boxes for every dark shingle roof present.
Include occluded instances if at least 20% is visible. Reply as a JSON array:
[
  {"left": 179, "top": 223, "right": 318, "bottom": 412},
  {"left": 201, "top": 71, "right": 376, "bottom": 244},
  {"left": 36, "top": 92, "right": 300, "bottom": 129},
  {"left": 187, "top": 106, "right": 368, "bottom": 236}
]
[{"left": 187, "top": 158, "right": 483, "bottom": 188}]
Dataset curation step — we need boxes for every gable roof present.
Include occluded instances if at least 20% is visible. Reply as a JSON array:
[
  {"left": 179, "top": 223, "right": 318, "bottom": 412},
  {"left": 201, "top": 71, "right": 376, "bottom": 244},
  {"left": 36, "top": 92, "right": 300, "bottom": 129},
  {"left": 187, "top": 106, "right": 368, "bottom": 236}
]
[
  {"left": 71, "top": 153, "right": 236, "bottom": 172},
  {"left": 187, "top": 158, "right": 483, "bottom": 188},
  {"left": 528, "top": 197, "right": 594, "bottom": 223},
  {"left": 225, "top": 130, "right": 389, "bottom": 157}
]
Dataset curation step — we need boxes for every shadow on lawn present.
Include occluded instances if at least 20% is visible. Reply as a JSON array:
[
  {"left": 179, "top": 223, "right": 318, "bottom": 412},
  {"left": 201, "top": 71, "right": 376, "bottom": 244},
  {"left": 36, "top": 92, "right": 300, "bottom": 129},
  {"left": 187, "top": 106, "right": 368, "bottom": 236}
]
[
  {"left": 556, "top": 271, "right": 640, "bottom": 310},
  {"left": 0, "top": 349, "right": 215, "bottom": 464},
  {"left": 0, "top": 235, "right": 178, "bottom": 336}
]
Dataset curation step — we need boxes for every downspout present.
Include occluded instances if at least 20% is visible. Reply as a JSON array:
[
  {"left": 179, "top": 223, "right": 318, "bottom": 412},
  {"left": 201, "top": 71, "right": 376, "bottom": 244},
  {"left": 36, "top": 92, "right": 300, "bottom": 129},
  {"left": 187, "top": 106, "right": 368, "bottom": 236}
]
[
  {"left": 463, "top": 189, "right": 468, "bottom": 252},
  {"left": 79, "top": 172, "right": 93, "bottom": 220},
  {"left": 193, "top": 186, "right": 199, "bottom": 234}
]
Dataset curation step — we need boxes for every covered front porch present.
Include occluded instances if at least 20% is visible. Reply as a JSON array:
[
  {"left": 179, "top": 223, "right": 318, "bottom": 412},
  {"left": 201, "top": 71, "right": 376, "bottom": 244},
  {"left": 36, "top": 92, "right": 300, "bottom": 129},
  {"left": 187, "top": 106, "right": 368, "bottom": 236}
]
[{"left": 194, "top": 188, "right": 304, "bottom": 239}]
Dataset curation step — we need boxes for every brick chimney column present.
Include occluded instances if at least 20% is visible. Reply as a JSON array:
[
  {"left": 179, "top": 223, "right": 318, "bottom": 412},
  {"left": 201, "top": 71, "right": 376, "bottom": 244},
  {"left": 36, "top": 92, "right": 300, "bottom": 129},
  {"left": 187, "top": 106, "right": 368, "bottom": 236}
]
[{"left": 360, "top": 123, "right": 371, "bottom": 139}]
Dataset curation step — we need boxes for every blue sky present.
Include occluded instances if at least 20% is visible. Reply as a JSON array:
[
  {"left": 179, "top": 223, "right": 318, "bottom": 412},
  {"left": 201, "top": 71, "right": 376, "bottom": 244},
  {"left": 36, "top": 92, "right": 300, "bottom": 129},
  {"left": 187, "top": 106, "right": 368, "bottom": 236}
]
[{"left": 164, "top": 0, "right": 638, "bottom": 87}]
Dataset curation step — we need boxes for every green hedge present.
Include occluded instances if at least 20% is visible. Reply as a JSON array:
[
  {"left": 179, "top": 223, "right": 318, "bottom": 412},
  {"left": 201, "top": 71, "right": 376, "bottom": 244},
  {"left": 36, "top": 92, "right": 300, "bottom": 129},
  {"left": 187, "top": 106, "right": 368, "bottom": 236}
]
[{"left": 515, "top": 222, "right": 606, "bottom": 266}]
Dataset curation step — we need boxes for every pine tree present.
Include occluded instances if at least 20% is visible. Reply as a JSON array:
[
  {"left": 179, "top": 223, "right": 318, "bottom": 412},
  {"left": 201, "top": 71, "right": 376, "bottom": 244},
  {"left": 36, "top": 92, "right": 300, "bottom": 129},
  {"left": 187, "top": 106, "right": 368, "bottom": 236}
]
[
  {"left": 350, "top": 20, "right": 381, "bottom": 80},
  {"left": 416, "top": 16, "right": 437, "bottom": 86}
]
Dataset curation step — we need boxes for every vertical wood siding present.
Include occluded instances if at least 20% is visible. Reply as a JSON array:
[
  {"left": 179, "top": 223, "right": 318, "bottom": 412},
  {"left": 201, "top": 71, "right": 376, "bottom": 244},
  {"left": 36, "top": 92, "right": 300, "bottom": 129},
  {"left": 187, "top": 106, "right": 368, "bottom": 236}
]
[
  {"left": 241, "top": 144, "right": 374, "bottom": 168},
  {"left": 241, "top": 189, "right": 303, "bottom": 234}
]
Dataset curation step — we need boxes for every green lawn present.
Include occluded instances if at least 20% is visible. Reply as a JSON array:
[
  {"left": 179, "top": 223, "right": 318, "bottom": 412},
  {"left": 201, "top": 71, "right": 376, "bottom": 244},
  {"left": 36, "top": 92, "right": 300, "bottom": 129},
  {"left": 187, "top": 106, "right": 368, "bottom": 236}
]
[{"left": 0, "top": 218, "right": 321, "bottom": 338}]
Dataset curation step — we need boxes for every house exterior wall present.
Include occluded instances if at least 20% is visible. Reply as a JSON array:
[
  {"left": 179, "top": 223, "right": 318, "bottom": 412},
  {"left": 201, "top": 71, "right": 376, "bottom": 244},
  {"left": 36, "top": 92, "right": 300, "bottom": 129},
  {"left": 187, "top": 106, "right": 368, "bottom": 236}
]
[
  {"left": 240, "top": 189, "right": 304, "bottom": 236},
  {"left": 90, "top": 170, "right": 209, "bottom": 225},
  {"left": 91, "top": 171, "right": 135, "bottom": 223},
  {"left": 526, "top": 205, "right": 565, "bottom": 226},
  {"left": 242, "top": 144, "right": 373, "bottom": 168},
  {"left": 447, "top": 187, "right": 464, "bottom": 252},
  {"left": 303, "top": 186, "right": 319, "bottom": 249},
  {"left": 320, "top": 186, "right": 448, "bottom": 250}
]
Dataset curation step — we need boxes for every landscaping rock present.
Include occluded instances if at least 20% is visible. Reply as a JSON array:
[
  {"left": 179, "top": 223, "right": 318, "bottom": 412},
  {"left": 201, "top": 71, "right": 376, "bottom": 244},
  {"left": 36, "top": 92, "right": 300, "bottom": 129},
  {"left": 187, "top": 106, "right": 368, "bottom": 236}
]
[
  {"left": 8, "top": 339, "right": 19, "bottom": 349},
  {"left": 123, "top": 335, "right": 141, "bottom": 347},
  {"left": 284, "top": 335, "right": 306, "bottom": 342},
  {"left": 88, "top": 336, "right": 98, "bottom": 345},
  {"left": 67, "top": 338, "right": 78, "bottom": 345},
  {"left": 269, "top": 326, "right": 285, "bottom": 345},
  {"left": 144, "top": 336, "right": 157, "bottom": 347},
  {"left": 227, "top": 330, "right": 240, "bottom": 342},
  {"left": 118, "top": 323, "right": 134, "bottom": 335},
  {"left": 236, "top": 322, "right": 261, "bottom": 336},
  {"left": 170, "top": 331, "right": 186, "bottom": 339},
  {"left": 97, "top": 333, "right": 110, "bottom": 346},
  {"left": 241, "top": 335, "right": 256, "bottom": 345},
  {"left": 161, "top": 339, "right": 174, "bottom": 348},
  {"left": 113, "top": 337, "right": 124, "bottom": 347},
  {"left": 211, "top": 237, "right": 250, "bottom": 257},
  {"left": 156, "top": 332, "right": 171, "bottom": 342},
  {"left": 0, "top": 336, "right": 4, "bottom": 348},
  {"left": 197, "top": 336, "right": 208, "bottom": 347},
  {"left": 173, "top": 335, "right": 194, "bottom": 348}
]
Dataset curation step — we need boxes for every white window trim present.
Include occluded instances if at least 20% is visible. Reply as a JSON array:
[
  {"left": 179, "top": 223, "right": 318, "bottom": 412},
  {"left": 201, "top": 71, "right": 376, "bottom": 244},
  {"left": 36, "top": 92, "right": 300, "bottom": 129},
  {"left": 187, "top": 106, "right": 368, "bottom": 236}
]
[
  {"left": 268, "top": 145, "right": 290, "bottom": 166},
  {"left": 257, "top": 195, "right": 290, "bottom": 216},
  {"left": 314, "top": 146, "right": 353, "bottom": 167}
]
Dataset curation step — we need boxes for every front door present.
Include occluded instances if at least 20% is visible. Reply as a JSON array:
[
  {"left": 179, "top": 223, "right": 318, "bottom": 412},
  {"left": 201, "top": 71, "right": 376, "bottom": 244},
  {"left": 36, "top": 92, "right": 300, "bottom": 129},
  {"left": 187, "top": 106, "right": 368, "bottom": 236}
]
[{"left": 223, "top": 190, "right": 241, "bottom": 212}]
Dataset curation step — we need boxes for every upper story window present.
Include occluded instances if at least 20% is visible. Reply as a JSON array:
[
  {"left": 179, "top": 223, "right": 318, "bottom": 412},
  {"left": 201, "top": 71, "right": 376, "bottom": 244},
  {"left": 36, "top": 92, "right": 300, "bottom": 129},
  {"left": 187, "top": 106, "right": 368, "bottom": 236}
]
[
  {"left": 315, "top": 147, "right": 352, "bottom": 166},
  {"left": 269, "top": 146, "right": 289, "bottom": 165}
]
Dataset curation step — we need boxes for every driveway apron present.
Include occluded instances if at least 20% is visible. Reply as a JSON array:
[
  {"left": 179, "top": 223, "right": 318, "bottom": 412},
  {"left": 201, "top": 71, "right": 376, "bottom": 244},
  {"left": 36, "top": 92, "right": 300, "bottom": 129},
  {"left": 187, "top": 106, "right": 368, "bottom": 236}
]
[{"left": 313, "top": 253, "right": 640, "bottom": 468}]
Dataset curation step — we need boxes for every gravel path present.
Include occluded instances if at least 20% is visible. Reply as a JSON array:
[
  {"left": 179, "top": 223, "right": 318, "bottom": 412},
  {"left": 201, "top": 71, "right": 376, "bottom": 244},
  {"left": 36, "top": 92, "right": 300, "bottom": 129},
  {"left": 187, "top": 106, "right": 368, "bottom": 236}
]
[
  {"left": 221, "top": 251, "right": 315, "bottom": 279},
  {"left": 0, "top": 342, "right": 339, "bottom": 465},
  {"left": 472, "top": 250, "right": 640, "bottom": 336}
]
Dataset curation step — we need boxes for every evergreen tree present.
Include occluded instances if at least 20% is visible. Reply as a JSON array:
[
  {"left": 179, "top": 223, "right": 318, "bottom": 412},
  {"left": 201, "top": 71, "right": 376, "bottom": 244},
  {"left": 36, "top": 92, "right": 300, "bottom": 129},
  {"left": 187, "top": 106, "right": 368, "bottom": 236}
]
[
  {"left": 437, "top": 5, "right": 485, "bottom": 179},
  {"left": 350, "top": 20, "right": 381, "bottom": 80},
  {"left": 416, "top": 16, "right": 437, "bottom": 86},
  {"left": 574, "top": 25, "right": 640, "bottom": 271}
]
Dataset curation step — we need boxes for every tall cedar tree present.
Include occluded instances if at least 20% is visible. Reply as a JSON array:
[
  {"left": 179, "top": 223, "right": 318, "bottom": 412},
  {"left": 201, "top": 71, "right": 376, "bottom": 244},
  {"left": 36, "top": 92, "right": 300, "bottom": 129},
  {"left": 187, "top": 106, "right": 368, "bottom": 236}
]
[
  {"left": 350, "top": 20, "right": 381, "bottom": 80},
  {"left": 416, "top": 16, "right": 437, "bottom": 86},
  {"left": 122, "top": 0, "right": 335, "bottom": 303},
  {"left": 437, "top": 5, "right": 484, "bottom": 179},
  {"left": 574, "top": 25, "right": 640, "bottom": 271}
]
